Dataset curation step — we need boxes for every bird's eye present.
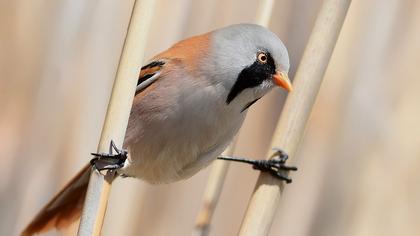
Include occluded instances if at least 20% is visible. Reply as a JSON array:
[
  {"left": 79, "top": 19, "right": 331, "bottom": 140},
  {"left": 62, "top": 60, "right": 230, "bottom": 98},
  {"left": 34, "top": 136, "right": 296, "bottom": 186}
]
[{"left": 257, "top": 52, "right": 268, "bottom": 64}]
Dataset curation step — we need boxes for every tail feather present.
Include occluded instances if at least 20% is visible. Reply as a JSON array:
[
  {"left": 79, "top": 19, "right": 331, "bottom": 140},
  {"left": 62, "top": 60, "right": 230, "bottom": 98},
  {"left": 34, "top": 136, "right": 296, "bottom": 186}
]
[{"left": 22, "top": 164, "right": 92, "bottom": 236}]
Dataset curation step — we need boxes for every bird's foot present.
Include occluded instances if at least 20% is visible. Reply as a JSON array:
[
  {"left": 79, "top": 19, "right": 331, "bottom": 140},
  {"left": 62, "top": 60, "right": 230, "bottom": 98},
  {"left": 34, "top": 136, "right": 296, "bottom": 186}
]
[
  {"left": 217, "top": 148, "right": 297, "bottom": 183},
  {"left": 90, "top": 140, "right": 128, "bottom": 172}
]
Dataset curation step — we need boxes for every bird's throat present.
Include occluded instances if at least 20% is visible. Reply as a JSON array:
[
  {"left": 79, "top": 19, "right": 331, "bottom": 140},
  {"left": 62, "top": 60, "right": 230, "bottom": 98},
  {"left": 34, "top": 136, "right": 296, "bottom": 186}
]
[{"left": 241, "top": 97, "right": 261, "bottom": 113}]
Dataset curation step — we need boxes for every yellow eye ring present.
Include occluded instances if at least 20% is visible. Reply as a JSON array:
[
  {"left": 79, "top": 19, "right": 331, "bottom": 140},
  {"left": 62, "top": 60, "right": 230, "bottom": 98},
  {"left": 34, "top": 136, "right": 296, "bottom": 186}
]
[{"left": 257, "top": 52, "right": 268, "bottom": 63}]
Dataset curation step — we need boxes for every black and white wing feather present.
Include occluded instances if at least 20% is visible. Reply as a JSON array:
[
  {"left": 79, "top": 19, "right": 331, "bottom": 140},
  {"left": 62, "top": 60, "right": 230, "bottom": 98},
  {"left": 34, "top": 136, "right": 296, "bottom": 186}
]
[{"left": 136, "top": 60, "right": 165, "bottom": 95}]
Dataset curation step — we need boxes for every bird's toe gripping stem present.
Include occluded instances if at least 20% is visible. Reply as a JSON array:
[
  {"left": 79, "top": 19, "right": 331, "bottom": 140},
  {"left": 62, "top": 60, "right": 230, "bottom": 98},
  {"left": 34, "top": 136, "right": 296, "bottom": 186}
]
[
  {"left": 90, "top": 140, "right": 128, "bottom": 172},
  {"left": 217, "top": 148, "right": 297, "bottom": 183},
  {"left": 252, "top": 148, "right": 297, "bottom": 183}
]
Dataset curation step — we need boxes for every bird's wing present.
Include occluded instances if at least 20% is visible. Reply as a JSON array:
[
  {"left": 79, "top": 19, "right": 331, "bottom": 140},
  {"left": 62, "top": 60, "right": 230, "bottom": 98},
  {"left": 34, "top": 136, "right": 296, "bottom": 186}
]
[
  {"left": 136, "top": 60, "right": 166, "bottom": 95},
  {"left": 136, "top": 33, "right": 210, "bottom": 96}
]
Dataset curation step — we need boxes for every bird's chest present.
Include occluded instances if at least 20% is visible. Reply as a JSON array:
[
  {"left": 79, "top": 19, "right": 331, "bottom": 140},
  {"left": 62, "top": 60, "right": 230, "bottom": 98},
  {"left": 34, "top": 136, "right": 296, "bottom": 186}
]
[{"left": 122, "top": 83, "right": 245, "bottom": 183}]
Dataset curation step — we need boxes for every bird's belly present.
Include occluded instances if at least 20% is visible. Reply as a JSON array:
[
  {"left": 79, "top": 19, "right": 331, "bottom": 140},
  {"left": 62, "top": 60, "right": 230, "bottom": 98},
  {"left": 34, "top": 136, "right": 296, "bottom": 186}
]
[
  {"left": 120, "top": 106, "right": 246, "bottom": 184},
  {"left": 120, "top": 124, "right": 241, "bottom": 184},
  {"left": 121, "top": 138, "right": 229, "bottom": 184}
]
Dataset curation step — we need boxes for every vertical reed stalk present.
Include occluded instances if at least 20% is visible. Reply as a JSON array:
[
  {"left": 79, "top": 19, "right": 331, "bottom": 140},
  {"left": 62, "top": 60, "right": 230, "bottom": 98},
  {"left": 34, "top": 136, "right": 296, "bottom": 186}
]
[
  {"left": 238, "top": 0, "right": 352, "bottom": 235},
  {"left": 193, "top": 136, "right": 238, "bottom": 236},
  {"left": 255, "top": 0, "right": 274, "bottom": 27},
  {"left": 193, "top": 1, "right": 276, "bottom": 235},
  {"left": 77, "top": 0, "right": 155, "bottom": 235}
]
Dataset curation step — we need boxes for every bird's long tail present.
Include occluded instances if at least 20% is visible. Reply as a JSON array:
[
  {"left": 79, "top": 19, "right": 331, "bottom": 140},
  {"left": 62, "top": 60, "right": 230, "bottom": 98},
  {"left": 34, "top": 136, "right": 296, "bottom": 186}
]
[{"left": 21, "top": 164, "right": 91, "bottom": 236}]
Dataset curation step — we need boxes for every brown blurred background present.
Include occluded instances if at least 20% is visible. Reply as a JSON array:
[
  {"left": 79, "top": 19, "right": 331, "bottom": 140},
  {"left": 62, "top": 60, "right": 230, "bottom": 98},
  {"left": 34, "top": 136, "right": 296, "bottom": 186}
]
[{"left": 1, "top": 0, "right": 420, "bottom": 235}]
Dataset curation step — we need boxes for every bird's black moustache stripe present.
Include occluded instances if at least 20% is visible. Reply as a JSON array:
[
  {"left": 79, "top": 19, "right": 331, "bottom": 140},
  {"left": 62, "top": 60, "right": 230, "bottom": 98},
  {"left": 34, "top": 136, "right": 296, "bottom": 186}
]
[{"left": 226, "top": 52, "right": 276, "bottom": 104}]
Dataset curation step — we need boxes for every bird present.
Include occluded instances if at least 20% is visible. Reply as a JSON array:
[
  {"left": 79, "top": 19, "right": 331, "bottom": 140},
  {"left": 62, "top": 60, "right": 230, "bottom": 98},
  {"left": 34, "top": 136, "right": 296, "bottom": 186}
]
[{"left": 22, "top": 23, "right": 295, "bottom": 236}]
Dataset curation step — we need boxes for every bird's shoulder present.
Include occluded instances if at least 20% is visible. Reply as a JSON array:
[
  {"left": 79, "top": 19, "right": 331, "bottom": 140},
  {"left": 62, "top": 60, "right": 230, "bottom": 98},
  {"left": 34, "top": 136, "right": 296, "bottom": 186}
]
[{"left": 136, "top": 33, "right": 211, "bottom": 95}]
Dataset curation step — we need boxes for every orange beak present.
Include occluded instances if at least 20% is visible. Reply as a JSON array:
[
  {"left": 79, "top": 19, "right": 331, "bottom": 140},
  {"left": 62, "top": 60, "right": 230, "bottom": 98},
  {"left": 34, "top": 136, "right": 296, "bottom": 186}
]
[{"left": 272, "top": 71, "right": 293, "bottom": 92}]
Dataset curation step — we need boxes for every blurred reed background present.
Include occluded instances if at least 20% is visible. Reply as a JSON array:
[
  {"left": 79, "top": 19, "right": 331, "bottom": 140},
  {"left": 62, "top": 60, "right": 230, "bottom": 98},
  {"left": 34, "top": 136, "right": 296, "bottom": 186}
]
[{"left": 1, "top": 0, "right": 419, "bottom": 235}]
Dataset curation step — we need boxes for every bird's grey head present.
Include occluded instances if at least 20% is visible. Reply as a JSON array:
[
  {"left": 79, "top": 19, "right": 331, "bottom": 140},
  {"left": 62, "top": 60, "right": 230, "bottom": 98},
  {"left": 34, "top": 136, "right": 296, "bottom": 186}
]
[{"left": 205, "top": 24, "right": 291, "bottom": 112}]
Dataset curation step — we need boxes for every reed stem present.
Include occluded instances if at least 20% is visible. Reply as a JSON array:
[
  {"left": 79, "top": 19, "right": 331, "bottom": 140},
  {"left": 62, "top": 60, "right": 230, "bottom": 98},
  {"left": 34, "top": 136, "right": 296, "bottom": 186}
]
[
  {"left": 192, "top": 0, "right": 276, "bottom": 235},
  {"left": 238, "top": 0, "right": 352, "bottom": 235},
  {"left": 77, "top": 0, "right": 155, "bottom": 235}
]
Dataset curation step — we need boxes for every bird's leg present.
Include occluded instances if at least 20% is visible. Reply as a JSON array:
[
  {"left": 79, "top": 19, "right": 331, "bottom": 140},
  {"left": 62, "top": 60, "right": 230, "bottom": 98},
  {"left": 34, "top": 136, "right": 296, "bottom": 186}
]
[
  {"left": 90, "top": 140, "right": 128, "bottom": 171},
  {"left": 217, "top": 148, "right": 297, "bottom": 183}
]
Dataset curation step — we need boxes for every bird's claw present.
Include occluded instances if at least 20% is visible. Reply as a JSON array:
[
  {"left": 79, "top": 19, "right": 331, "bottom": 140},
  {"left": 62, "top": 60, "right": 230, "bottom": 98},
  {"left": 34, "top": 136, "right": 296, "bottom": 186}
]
[
  {"left": 270, "top": 147, "right": 289, "bottom": 162},
  {"left": 217, "top": 147, "right": 297, "bottom": 183},
  {"left": 253, "top": 148, "right": 297, "bottom": 183},
  {"left": 90, "top": 140, "right": 127, "bottom": 172}
]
